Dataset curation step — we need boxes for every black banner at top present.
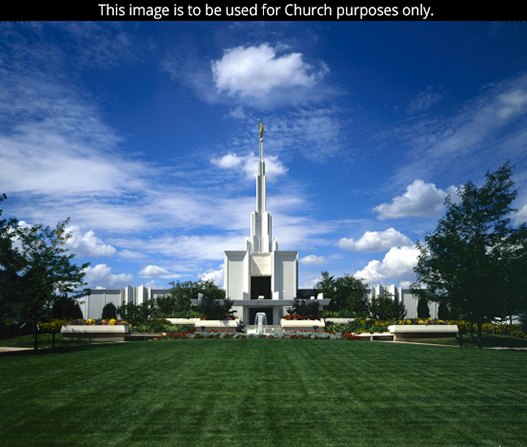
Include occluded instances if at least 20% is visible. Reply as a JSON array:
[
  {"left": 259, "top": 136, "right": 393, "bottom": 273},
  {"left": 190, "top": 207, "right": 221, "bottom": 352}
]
[{"left": 2, "top": 1, "right": 527, "bottom": 22}]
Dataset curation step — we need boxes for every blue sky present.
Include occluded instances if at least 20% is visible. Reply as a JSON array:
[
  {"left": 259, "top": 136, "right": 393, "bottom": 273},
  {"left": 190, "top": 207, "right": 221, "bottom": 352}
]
[{"left": 1, "top": 21, "right": 526, "bottom": 291}]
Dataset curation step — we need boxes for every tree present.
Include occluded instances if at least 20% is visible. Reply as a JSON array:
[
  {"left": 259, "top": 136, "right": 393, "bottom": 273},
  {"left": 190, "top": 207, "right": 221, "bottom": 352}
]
[
  {"left": 5, "top": 218, "right": 90, "bottom": 350},
  {"left": 316, "top": 271, "right": 369, "bottom": 316},
  {"left": 0, "top": 194, "right": 23, "bottom": 338},
  {"left": 52, "top": 295, "right": 84, "bottom": 320},
  {"left": 417, "top": 297, "right": 431, "bottom": 319},
  {"left": 287, "top": 294, "right": 321, "bottom": 318},
  {"left": 370, "top": 291, "right": 407, "bottom": 321},
  {"left": 157, "top": 279, "right": 227, "bottom": 318},
  {"left": 159, "top": 280, "right": 200, "bottom": 316},
  {"left": 411, "top": 162, "right": 527, "bottom": 348},
  {"left": 438, "top": 301, "right": 449, "bottom": 321},
  {"left": 101, "top": 302, "right": 117, "bottom": 320}
]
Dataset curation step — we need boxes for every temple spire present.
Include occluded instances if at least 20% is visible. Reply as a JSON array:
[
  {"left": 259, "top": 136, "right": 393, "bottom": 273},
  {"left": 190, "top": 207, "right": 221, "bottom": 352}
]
[{"left": 251, "top": 120, "right": 272, "bottom": 253}]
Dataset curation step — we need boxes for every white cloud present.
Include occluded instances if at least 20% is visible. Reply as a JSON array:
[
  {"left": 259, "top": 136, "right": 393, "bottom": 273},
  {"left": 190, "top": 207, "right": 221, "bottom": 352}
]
[
  {"left": 388, "top": 73, "right": 527, "bottom": 187},
  {"left": 211, "top": 152, "right": 288, "bottom": 182},
  {"left": 212, "top": 43, "right": 328, "bottom": 99},
  {"left": 65, "top": 226, "right": 116, "bottom": 257},
  {"left": 199, "top": 265, "right": 224, "bottom": 288},
  {"left": 515, "top": 204, "right": 527, "bottom": 225},
  {"left": 300, "top": 255, "right": 326, "bottom": 265},
  {"left": 337, "top": 228, "right": 413, "bottom": 252},
  {"left": 407, "top": 86, "right": 444, "bottom": 114},
  {"left": 228, "top": 106, "right": 246, "bottom": 119},
  {"left": 354, "top": 246, "right": 419, "bottom": 286},
  {"left": 138, "top": 265, "right": 172, "bottom": 278},
  {"left": 83, "top": 264, "right": 133, "bottom": 289},
  {"left": 374, "top": 180, "right": 455, "bottom": 220}
]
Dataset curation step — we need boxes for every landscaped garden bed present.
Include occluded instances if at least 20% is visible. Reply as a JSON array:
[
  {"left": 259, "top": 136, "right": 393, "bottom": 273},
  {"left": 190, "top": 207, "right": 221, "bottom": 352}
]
[{"left": 152, "top": 330, "right": 362, "bottom": 340}]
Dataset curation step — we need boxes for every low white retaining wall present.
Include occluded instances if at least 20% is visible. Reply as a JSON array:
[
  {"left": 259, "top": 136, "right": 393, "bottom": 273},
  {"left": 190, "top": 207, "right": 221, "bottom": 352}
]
[
  {"left": 388, "top": 324, "right": 458, "bottom": 341},
  {"left": 281, "top": 319, "right": 325, "bottom": 332},
  {"left": 165, "top": 318, "right": 202, "bottom": 325},
  {"left": 194, "top": 320, "right": 240, "bottom": 332},
  {"left": 61, "top": 325, "right": 130, "bottom": 341},
  {"left": 357, "top": 332, "right": 394, "bottom": 341}
]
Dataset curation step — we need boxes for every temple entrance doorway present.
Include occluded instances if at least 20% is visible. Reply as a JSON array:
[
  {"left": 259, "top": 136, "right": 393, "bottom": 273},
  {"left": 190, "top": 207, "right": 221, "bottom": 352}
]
[{"left": 251, "top": 276, "right": 271, "bottom": 299}]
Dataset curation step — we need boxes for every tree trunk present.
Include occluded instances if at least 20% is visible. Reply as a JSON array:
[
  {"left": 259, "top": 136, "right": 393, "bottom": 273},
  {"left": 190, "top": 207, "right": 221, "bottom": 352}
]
[
  {"left": 33, "top": 316, "right": 38, "bottom": 351},
  {"left": 477, "top": 321, "right": 483, "bottom": 349}
]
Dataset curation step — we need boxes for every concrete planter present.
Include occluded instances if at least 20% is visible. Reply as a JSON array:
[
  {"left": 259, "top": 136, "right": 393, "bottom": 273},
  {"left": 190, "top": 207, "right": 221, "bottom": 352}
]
[
  {"left": 388, "top": 324, "right": 458, "bottom": 341},
  {"left": 165, "top": 318, "right": 202, "bottom": 325},
  {"left": 61, "top": 325, "right": 130, "bottom": 342},
  {"left": 195, "top": 320, "right": 239, "bottom": 332},
  {"left": 281, "top": 319, "right": 325, "bottom": 332}
]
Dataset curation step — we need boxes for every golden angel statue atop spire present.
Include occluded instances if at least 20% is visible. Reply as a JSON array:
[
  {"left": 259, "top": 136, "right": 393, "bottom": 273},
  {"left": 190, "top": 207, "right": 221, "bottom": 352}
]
[{"left": 258, "top": 119, "right": 264, "bottom": 140}]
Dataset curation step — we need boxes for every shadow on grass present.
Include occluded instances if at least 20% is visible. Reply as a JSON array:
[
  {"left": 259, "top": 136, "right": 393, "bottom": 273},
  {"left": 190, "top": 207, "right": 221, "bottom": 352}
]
[
  {"left": 0, "top": 340, "right": 129, "bottom": 358},
  {"left": 403, "top": 333, "right": 527, "bottom": 349}
]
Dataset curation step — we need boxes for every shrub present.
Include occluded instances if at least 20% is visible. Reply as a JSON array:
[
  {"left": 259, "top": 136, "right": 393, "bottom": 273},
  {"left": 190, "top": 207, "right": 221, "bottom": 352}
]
[
  {"left": 196, "top": 295, "right": 234, "bottom": 320},
  {"left": 287, "top": 297, "right": 321, "bottom": 318},
  {"left": 52, "top": 296, "right": 84, "bottom": 320},
  {"left": 117, "top": 300, "right": 158, "bottom": 326},
  {"left": 370, "top": 292, "right": 406, "bottom": 321},
  {"left": 101, "top": 302, "right": 117, "bottom": 320},
  {"left": 132, "top": 318, "right": 173, "bottom": 333}
]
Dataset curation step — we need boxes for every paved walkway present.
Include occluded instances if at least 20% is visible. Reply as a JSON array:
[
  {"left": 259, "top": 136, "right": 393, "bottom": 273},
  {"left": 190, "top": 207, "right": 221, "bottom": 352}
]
[{"left": 0, "top": 347, "right": 34, "bottom": 352}]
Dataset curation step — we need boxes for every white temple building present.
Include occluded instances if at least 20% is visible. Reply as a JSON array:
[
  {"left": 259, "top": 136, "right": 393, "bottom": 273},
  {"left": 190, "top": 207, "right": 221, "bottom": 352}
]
[
  {"left": 79, "top": 123, "right": 433, "bottom": 322},
  {"left": 223, "top": 122, "right": 329, "bottom": 325}
]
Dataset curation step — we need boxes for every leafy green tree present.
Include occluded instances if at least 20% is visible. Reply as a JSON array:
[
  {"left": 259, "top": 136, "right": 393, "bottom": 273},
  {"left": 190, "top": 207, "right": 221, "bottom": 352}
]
[
  {"left": 194, "top": 279, "right": 230, "bottom": 319},
  {"left": 370, "top": 291, "right": 407, "bottom": 321},
  {"left": 316, "top": 271, "right": 369, "bottom": 316},
  {"left": 196, "top": 294, "right": 233, "bottom": 320},
  {"left": 411, "top": 162, "right": 527, "bottom": 348},
  {"left": 160, "top": 280, "right": 200, "bottom": 316},
  {"left": 0, "top": 194, "right": 24, "bottom": 338},
  {"left": 157, "top": 278, "right": 227, "bottom": 318},
  {"left": 4, "top": 217, "right": 90, "bottom": 350},
  {"left": 117, "top": 300, "right": 158, "bottom": 326}
]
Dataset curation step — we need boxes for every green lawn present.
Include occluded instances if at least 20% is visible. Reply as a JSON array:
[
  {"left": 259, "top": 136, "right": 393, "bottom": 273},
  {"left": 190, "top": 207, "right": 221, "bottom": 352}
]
[{"left": 1, "top": 339, "right": 526, "bottom": 447}]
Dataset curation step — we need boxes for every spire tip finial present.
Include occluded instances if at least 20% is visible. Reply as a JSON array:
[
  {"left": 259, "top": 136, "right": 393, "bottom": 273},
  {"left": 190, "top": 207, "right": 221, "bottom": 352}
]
[{"left": 258, "top": 119, "right": 264, "bottom": 141}]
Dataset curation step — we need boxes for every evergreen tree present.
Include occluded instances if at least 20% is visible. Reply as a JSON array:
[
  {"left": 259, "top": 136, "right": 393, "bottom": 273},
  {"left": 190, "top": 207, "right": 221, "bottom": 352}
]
[
  {"left": 417, "top": 298, "right": 430, "bottom": 319},
  {"left": 101, "top": 302, "right": 117, "bottom": 320}
]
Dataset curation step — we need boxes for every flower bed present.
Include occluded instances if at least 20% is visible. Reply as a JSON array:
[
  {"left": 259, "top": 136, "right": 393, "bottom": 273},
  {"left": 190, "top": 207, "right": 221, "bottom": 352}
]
[
  {"left": 68, "top": 319, "right": 130, "bottom": 326},
  {"left": 391, "top": 318, "right": 449, "bottom": 325},
  {"left": 152, "top": 330, "right": 363, "bottom": 340},
  {"left": 283, "top": 314, "right": 322, "bottom": 320},
  {"left": 449, "top": 320, "right": 527, "bottom": 339}
]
